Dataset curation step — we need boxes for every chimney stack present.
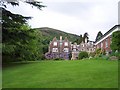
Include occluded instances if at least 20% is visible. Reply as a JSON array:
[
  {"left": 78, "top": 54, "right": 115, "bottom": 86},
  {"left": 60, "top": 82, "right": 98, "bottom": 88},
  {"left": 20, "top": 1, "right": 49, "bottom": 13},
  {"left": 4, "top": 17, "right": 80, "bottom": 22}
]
[
  {"left": 85, "top": 38, "right": 87, "bottom": 43},
  {"left": 60, "top": 36, "right": 62, "bottom": 40}
]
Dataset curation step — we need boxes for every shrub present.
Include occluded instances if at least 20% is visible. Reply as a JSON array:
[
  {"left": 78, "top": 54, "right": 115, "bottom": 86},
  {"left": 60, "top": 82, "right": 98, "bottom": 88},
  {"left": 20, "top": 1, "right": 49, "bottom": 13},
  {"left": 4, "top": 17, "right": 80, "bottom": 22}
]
[
  {"left": 78, "top": 51, "right": 88, "bottom": 60},
  {"left": 110, "top": 52, "right": 120, "bottom": 60},
  {"left": 95, "top": 48, "right": 101, "bottom": 54},
  {"left": 89, "top": 52, "right": 96, "bottom": 57},
  {"left": 95, "top": 48, "right": 106, "bottom": 57},
  {"left": 102, "top": 49, "right": 106, "bottom": 55}
]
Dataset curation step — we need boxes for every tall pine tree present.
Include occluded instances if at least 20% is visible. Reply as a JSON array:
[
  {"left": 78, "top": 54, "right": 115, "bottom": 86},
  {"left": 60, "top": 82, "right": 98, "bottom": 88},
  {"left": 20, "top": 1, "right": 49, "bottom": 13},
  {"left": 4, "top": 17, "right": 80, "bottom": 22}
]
[
  {"left": 95, "top": 31, "right": 103, "bottom": 42},
  {"left": 2, "top": 0, "right": 45, "bottom": 63}
]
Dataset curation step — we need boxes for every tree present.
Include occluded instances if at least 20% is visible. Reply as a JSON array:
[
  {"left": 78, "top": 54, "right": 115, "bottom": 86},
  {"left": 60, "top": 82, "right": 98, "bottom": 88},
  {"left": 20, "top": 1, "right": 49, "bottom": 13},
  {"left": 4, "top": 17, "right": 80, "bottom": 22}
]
[
  {"left": 79, "top": 34, "right": 83, "bottom": 44},
  {"left": 2, "top": 0, "right": 45, "bottom": 63},
  {"left": 74, "top": 34, "right": 83, "bottom": 44},
  {"left": 83, "top": 32, "right": 89, "bottom": 43},
  {"left": 95, "top": 31, "right": 103, "bottom": 42},
  {"left": 1, "top": 0, "right": 45, "bottom": 9},
  {"left": 111, "top": 31, "right": 120, "bottom": 52}
]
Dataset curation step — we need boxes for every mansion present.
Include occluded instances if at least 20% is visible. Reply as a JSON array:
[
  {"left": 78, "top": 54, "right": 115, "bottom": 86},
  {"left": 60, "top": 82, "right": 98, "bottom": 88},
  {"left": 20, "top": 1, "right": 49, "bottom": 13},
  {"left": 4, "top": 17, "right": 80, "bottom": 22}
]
[
  {"left": 45, "top": 25, "right": 120, "bottom": 60},
  {"left": 45, "top": 36, "right": 95, "bottom": 60}
]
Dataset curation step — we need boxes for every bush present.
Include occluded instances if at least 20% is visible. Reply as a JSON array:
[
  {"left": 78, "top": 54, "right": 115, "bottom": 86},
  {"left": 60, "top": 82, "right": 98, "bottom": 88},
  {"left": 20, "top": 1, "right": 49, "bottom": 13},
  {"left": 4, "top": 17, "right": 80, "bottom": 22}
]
[
  {"left": 110, "top": 52, "right": 120, "bottom": 60},
  {"left": 78, "top": 51, "right": 88, "bottom": 60},
  {"left": 95, "top": 48, "right": 101, "bottom": 54},
  {"left": 95, "top": 48, "right": 106, "bottom": 57},
  {"left": 89, "top": 52, "right": 96, "bottom": 57}
]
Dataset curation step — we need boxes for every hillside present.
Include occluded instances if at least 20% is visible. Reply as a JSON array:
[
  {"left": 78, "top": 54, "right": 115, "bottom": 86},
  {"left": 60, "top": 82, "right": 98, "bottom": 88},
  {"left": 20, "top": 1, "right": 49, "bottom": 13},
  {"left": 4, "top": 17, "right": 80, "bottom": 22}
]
[{"left": 36, "top": 27, "right": 80, "bottom": 43}]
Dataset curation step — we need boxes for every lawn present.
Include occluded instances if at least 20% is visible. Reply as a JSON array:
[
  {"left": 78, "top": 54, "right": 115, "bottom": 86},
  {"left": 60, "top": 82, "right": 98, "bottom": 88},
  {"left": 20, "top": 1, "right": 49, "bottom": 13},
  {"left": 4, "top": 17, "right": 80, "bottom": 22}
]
[{"left": 2, "top": 59, "right": 118, "bottom": 88}]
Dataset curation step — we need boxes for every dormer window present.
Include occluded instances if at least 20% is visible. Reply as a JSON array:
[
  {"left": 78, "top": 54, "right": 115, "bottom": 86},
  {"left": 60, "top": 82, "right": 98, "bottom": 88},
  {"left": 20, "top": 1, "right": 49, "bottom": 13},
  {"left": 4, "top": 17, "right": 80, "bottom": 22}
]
[
  {"left": 64, "top": 42, "right": 68, "bottom": 46},
  {"left": 53, "top": 42, "right": 57, "bottom": 46}
]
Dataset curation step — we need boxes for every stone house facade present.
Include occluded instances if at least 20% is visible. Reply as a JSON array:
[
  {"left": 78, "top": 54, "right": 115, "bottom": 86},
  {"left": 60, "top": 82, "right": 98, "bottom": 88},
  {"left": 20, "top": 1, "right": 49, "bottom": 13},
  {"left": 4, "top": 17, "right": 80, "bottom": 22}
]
[
  {"left": 45, "top": 36, "right": 95, "bottom": 60},
  {"left": 71, "top": 39, "right": 95, "bottom": 60},
  {"left": 71, "top": 43, "right": 80, "bottom": 60}
]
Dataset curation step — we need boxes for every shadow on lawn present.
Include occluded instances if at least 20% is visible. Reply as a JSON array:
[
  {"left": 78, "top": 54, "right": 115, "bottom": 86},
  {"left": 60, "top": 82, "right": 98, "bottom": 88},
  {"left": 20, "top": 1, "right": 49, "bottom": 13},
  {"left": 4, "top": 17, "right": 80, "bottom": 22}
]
[{"left": 2, "top": 61, "right": 33, "bottom": 68}]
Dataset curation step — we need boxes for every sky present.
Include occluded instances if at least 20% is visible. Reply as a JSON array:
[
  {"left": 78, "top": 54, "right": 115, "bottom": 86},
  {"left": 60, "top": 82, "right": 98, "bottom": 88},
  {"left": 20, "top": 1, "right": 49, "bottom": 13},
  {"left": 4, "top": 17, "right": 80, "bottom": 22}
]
[{"left": 6, "top": 0, "right": 119, "bottom": 41}]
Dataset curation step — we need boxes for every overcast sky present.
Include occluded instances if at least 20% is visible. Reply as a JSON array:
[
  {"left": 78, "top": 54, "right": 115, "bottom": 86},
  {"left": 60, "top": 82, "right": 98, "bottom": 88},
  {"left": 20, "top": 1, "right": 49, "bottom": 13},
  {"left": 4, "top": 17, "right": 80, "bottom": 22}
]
[{"left": 6, "top": 0, "right": 119, "bottom": 41}]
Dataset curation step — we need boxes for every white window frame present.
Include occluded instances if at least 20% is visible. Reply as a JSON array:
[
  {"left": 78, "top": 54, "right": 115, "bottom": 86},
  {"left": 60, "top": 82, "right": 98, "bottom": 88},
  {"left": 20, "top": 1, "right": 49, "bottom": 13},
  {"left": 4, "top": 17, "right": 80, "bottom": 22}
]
[
  {"left": 73, "top": 49, "right": 76, "bottom": 51},
  {"left": 101, "top": 42, "right": 103, "bottom": 48},
  {"left": 52, "top": 48, "right": 58, "bottom": 52},
  {"left": 64, "top": 42, "right": 68, "bottom": 46},
  {"left": 82, "top": 44, "right": 84, "bottom": 47},
  {"left": 60, "top": 42, "right": 62, "bottom": 46},
  {"left": 110, "top": 35, "right": 112, "bottom": 44},
  {"left": 53, "top": 42, "right": 57, "bottom": 46},
  {"left": 106, "top": 39, "right": 108, "bottom": 48},
  {"left": 73, "top": 45, "right": 76, "bottom": 48},
  {"left": 64, "top": 48, "right": 69, "bottom": 52},
  {"left": 97, "top": 45, "right": 99, "bottom": 48}
]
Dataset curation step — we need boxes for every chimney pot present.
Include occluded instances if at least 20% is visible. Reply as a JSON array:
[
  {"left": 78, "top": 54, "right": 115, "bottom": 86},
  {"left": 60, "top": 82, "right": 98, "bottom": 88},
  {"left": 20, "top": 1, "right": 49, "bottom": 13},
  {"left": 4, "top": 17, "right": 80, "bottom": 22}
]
[{"left": 60, "top": 36, "right": 62, "bottom": 40}]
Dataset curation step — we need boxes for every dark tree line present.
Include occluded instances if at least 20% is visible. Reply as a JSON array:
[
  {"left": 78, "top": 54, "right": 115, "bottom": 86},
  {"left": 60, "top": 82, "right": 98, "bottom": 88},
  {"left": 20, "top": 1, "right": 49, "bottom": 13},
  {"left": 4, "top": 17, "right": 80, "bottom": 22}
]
[
  {"left": 75, "top": 32, "right": 89, "bottom": 44},
  {"left": 1, "top": 0, "right": 46, "bottom": 63},
  {"left": 95, "top": 31, "right": 103, "bottom": 42}
]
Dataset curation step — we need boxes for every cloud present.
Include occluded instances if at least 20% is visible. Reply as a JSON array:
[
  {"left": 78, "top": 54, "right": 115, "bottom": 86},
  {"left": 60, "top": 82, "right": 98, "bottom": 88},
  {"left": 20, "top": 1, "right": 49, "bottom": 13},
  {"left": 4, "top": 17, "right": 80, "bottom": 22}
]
[{"left": 6, "top": 0, "right": 119, "bottom": 41}]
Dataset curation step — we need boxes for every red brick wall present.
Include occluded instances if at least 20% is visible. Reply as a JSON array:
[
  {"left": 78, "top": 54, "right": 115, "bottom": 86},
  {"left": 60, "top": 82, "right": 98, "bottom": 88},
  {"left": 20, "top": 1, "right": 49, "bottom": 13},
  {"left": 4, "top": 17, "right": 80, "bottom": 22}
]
[
  {"left": 96, "top": 36, "right": 112, "bottom": 53},
  {"left": 49, "top": 38, "right": 71, "bottom": 53}
]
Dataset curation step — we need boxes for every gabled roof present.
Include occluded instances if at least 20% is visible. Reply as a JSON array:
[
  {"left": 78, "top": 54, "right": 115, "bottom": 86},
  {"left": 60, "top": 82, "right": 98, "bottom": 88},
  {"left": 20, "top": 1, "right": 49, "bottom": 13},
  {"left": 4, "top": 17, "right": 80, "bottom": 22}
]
[
  {"left": 52, "top": 37, "right": 69, "bottom": 42},
  {"left": 95, "top": 25, "right": 120, "bottom": 44}
]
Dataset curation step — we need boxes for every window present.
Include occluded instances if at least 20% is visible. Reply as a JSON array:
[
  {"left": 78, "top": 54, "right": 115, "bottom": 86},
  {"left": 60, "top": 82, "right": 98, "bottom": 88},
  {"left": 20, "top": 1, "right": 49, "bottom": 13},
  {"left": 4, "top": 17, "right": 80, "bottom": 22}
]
[
  {"left": 52, "top": 48, "right": 58, "bottom": 52},
  {"left": 73, "top": 49, "right": 76, "bottom": 51},
  {"left": 82, "top": 49, "right": 84, "bottom": 51},
  {"left": 110, "top": 35, "right": 112, "bottom": 44},
  {"left": 64, "top": 48, "right": 69, "bottom": 52},
  {"left": 53, "top": 42, "right": 57, "bottom": 46},
  {"left": 101, "top": 42, "right": 103, "bottom": 48},
  {"left": 64, "top": 42, "right": 68, "bottom": 46},
  {"left": 82, "top": 44, "right": 84, "bottom": 47},
  {"left": 97, "top": 45, "right": 99, "bottom": 48},
  {"left": 73, "top": 45, "right": 76, "bottom": 48},
  {"left": 106, "top": 39, "right": 108, "bottom": 48},
  {"left": 60, "top": 42, "right": 62, "bottom": 46}
]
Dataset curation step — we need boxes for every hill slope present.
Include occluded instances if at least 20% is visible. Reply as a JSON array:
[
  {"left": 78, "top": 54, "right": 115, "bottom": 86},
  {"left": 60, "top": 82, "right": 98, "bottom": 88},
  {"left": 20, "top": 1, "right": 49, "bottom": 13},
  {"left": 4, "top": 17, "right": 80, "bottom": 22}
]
[{"left": 36, "top": 27, "right": 80, "bottom": 43}]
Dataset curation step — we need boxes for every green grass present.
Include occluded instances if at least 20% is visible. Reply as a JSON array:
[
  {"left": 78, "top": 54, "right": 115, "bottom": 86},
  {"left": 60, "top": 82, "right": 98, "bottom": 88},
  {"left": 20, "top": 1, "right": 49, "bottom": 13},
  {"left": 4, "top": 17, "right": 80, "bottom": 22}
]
[
  {"left": 0, "top": 69, "right": 2, "bottom": 89},
  {"left": 2, "top": 59, "right": 118, "bottom": 88}
]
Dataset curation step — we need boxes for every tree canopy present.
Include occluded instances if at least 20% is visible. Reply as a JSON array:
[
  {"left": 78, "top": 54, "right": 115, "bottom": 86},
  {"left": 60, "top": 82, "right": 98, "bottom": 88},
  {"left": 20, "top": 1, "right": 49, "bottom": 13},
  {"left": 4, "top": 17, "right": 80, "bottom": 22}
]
[
  {"left": 1, "top": 0, "right": 46, "bottom": 9},
  {"left": 83, "top": 32, "right": 89, "bottom": 43},
  {"left": 95, "top": 31, "right": 103, "bottom": 42},
  {"left": 2, "top": 0, "right": 45, "bottom": 63},
  {"left": 110, "top": 31, "right": 120, "bottom": 52}
]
